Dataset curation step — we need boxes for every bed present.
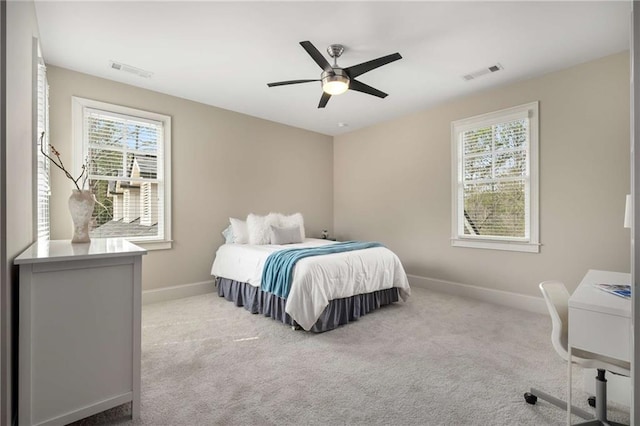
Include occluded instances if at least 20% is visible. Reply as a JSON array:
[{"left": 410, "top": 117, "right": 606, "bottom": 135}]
[{"left": 210, "top": 238, "right": 411, "bottom": 332}]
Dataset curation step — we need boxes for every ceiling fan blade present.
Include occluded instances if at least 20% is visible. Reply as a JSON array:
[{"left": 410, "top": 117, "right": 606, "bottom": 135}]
[
  {"left": 267, "top": 79, "right": 319, "bottom": 87},
  {"left": 300, "top": 41, "right": 333, "bottom": 73},
  {"left": 344, "top": 53, "right": 402, "bottom": 78},
  {"left": 349, "top": 79, "right": 388, "bottom": 98},
  {"left": 318, "top": 92, "right": 331, "bottom": 108}
]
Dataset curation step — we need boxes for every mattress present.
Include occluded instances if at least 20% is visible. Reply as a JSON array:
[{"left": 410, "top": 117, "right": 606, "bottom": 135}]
[{"left": 211, "top": 238, "right": 411, "bottom": 330}]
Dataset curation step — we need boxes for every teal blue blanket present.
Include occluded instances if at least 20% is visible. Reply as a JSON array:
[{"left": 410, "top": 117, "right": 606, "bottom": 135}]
[{"left": 261, "top": 241, "right": 384, "bottom": 299}]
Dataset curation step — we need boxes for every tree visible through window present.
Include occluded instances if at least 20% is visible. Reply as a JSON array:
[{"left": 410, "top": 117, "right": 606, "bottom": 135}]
[
  {"left": 73, "top": 97, "right": 172, "bottom": 248},
  {"left": 451, "top": 102, "right": 539, "bottom": 252}
]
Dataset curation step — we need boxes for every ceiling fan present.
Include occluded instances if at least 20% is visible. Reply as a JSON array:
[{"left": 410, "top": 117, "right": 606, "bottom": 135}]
[{"left": 267, "top": 41, "right": 402, "bottom": 108}]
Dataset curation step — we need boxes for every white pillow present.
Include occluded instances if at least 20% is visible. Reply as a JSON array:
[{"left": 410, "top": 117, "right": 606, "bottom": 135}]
[
  {"left": 221, "top": 225, "right": 235, "bottom": 244},
  {"left": 247, "top": 213, "right": 280, "bottom": 245},
  {"left": 270, "top": 225, "right": 303, "bottom": 245},
  {"left": 278, "top": 212, "right": 305, "bottom": 240},
  {"left": 229, "top": 218, "right": 248, "bottom": 244}
]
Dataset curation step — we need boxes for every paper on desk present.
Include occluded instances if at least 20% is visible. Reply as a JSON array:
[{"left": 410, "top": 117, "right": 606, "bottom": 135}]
[{"left": 594, "top": 283, "right": 631, "bottom": 299}]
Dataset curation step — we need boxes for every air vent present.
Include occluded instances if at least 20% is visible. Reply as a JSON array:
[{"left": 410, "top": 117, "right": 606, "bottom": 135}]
[
  {"left": 463, "top": 63, "right": 503, "bottom": 81},
  {"left": 109, "top": 61, "right": 153, "bottom": 79}
]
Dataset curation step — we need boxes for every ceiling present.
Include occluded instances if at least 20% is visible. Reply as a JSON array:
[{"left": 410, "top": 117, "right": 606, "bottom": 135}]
[{"left": 34, "top": 1, "right": 631, "bottom": 136}]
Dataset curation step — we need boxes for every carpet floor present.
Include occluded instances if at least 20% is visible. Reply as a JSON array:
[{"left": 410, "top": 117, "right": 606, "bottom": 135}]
[{"left": 74, "top": 286, "right": 630, "bottom": 425}]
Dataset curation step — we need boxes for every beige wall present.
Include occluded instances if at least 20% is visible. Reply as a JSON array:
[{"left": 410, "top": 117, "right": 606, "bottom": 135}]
[
  {"left": 334, "top": 52, "right": 631, "bottom": 297},
  {"left": 4, "top": 1, "right": 40, "bottom": 423},
  {"left": 46, "top": 52, "right": 630, "bottom": 297},
  {"left": 47, "top": 67, "right": 333, "bottom": 290}
]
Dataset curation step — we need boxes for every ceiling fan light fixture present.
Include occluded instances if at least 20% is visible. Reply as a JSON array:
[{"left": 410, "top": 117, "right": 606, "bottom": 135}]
[
  {"left": 323, "top": 79, "right": 349, "bottom": 95},
  {"left": 322, "top": 69, "right": 350, "bottom": 95}
]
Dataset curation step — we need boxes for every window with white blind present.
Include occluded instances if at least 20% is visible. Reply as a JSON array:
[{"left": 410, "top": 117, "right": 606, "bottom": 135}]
[
  {"left": 451, "top": 102, "right": 539, "bottom": 253},
  {"left": 35, "top": 49, "right": 50, "bottom": 241},
  {"left": 72, "top": 97, "right": 172, "bottom": 249}
]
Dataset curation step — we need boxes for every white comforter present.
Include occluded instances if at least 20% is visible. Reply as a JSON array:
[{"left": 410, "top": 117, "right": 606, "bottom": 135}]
[{"left": 210, "top": 238, "right": 410, "bottom": 330}]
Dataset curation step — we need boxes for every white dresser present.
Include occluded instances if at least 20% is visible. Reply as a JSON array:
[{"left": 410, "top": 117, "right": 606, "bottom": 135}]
[{"left": 15, "top": 238, "right": 146, "bottom": 426}]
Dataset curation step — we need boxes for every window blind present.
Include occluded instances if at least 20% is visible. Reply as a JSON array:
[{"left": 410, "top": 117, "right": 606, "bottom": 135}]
[
  {"left": 84, "top": 108, "right": 165, "bottom": 241},
  {"left": 460, "top": 117, "right": 529, "bottom": 239},
  {"left": 36, "top": 60, "right": 50, "bottom": 241}
]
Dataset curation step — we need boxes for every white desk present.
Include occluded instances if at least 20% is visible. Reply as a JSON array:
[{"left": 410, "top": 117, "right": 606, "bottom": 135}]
[
  {"left": 569, "top": 270, "right": 631, "bottom": 362},
  {"left": 567, "top": 269, "right": 631, "bottom": 424}
]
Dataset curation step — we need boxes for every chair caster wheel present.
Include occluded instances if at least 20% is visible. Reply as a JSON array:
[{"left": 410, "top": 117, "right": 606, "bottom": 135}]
[
  {"left": 588, "top": 396, "right": 596, "bottom": 407},
  {"left": 524, "top": 392, "right": 537, "bottom": 405}
]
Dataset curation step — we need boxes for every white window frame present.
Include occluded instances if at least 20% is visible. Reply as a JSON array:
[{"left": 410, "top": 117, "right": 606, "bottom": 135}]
[
  {"left": 33, "top": 39, "right": 50, "bottom": 242},
  {"left": 72, "top": 97, "right": 172, "bottom": 250},
  {"left": 451, "top": 101, "right": 539, "bottom": 253}
]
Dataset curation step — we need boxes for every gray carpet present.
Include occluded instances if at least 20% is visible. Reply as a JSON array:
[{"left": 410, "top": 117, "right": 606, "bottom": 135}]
[{"left": 74, "top": 287, "right": 630, "bottom": 425}]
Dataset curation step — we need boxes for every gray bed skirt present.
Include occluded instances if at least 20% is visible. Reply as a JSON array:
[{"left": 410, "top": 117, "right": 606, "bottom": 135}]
[{"left": 215, "top": 277, "right": 399, "bottom": 332}]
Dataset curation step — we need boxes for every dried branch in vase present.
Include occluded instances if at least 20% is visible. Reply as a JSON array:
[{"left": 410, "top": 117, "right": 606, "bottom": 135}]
[{"left": 39, "top": 132, "right": 90, "bottom": 191}]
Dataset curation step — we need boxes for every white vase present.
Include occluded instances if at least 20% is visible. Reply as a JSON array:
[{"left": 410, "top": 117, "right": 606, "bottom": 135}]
[{"left": 68, "top": 189, "right": 95, "bottom": 243}]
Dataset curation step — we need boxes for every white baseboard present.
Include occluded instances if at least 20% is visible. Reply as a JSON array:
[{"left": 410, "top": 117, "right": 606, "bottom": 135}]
[
  {"left": 142, "top": 280, "right": 216, "bottom": 305},
  {"left": 142, "top": 275, "right": 546, "bottom": 314},
  {"left": 407, "top": 274, "right": 547, "bottom": 315}
]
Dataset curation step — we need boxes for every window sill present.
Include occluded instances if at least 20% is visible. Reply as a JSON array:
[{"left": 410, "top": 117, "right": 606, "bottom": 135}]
[
  {"left": 451, "top": 238, "right": 540, "bottom": 253},
  {"left": 127, "top": 240, "right": 173, "bottom": 251}
]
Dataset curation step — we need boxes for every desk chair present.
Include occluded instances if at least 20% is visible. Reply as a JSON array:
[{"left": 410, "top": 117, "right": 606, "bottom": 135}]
[{"left": 524, "top": 281, "right": 629, "bottom": 425}]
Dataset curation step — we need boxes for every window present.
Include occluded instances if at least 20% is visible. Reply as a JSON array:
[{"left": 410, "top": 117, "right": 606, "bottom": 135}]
[
  {"left": 451, "top": 102, "right": 539, "bottom": 253},
  {"left": 72, "top": 97, "right": 172, "bottom": 249},
  {"left": 35, "top": 45, "right": 50, "bottom": 241}
]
